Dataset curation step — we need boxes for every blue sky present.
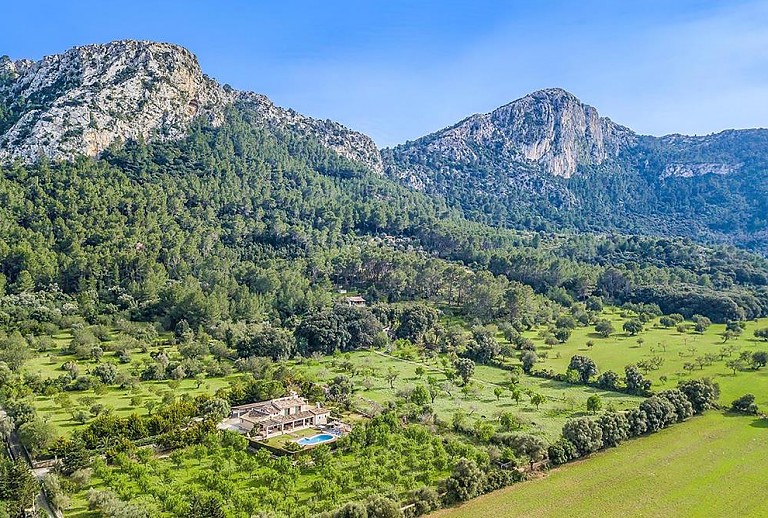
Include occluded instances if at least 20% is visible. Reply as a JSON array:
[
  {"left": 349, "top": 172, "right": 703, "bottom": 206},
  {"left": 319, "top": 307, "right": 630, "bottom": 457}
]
[{"left": 3, "top": 1, "right": 768, "bottom": 146}]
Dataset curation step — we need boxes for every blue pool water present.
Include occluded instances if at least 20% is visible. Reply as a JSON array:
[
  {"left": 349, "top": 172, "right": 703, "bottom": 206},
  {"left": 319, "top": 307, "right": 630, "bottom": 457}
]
[{"left": 297, "top": 433, "right": 335, "bottom": 446}]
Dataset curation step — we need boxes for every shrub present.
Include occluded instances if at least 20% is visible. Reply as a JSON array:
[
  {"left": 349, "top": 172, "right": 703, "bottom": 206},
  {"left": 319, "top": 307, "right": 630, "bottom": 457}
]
[
  {"left": 520, "top": 351, "right": 537, "bottom": 373},
  {"left": 547, "top": 437, "right": 578, "bottom": 465},
  {"left": 595, "top": 320, "right": 614, "bottom": 338},
  {"left": 731, "top": 394, "right": 758, "bottom": 414},
  {"left": 445, "top": 457, "right": 485, "bottom": 502},
  {"left": 92, "top": 363, "right": 118, "bottom": 384},
  {"left": 595, "top": 370, "right": 619, "bottom": 391},
  {"left": 597, "top": 411, "right": 629, "bottom": 447},
  {"left": 365, "top": 495, "right": 401, "bottom": 518},
  {"left": 678, "top": 378, "right": 720, "bottom": 414},
  {"left": 624, "top": 365, "right": 652, "bottom": 395},
  {"left": 638, "top": 396, "right": 676, "bottom": 432},
  {"left": 658, "top": 389, "right": 694, "bottom": 421},
  {"left": 562, "top": 417, "right": 602, "bottom": 456},
  {"left": 406, "top": 487, "right": 440, "bottom": 516}
]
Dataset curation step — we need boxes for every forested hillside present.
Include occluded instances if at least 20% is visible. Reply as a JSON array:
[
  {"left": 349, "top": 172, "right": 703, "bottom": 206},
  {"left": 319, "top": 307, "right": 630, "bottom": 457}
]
[
  {"left": 384, "top": 90, "right": 768, "bottom": 252},
  {"left": 1, "top": 101, "right": 767, "bottom": 334}
]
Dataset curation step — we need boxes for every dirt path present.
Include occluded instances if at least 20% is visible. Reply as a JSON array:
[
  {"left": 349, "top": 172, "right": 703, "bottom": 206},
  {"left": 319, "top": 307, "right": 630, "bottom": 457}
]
[{"left": 2, "top": 411, "right": 59, "bottom": 517}]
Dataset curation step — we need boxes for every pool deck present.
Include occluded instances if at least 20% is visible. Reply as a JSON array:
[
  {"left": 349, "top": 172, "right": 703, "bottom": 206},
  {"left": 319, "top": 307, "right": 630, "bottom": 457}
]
[{"left": 260, "top": 427, "right": 327, "bottom": 448}]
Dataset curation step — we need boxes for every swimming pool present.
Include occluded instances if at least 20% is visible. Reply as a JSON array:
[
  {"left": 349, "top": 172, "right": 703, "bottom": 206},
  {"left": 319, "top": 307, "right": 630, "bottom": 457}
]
[{"left": 296, "top": 433, "right": 335, "bottom": 446}]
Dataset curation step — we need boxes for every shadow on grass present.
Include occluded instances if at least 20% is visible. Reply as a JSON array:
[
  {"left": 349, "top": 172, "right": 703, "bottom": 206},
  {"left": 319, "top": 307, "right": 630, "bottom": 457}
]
[
  {"left": 721, "top": 410, "right": 768, "bottom": 429},
  {"left": 538, "top": 379, "right": 577, "bottom": 390}
]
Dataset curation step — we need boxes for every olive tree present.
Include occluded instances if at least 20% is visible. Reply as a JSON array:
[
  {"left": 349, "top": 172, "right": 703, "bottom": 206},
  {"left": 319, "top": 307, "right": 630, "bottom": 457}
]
[
  {"left": 562, "top": 417, "right": 603, "bottom": 456},
  {"left": 568, "top": 355, "right": 598, "bottom": 384}
]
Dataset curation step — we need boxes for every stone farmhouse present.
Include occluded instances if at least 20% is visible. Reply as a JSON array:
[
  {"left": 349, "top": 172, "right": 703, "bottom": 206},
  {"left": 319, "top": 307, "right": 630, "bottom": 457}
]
[{"left": 225, "top": 393, "right": 331, "bottom": 439}]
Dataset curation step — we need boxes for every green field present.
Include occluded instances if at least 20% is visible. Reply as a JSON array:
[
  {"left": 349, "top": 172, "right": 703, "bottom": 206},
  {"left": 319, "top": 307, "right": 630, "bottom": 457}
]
[
  {"left": 526, "top": 310, "right": 768, "bottom": 407},
  {"left": 433, "top": 411, "right": 768, "bottom": 517},
  {"left": 25, "top": 310, "right": 768, "bottom": 441},
  {"left": 24, "top": 330, "right": 237, "bottom": 434},
  {"left": 24, "top": 333, "right": 640, "bottom": 441},
  {"left": 290, "top": 350, "right": 642, "bottom": 439}
]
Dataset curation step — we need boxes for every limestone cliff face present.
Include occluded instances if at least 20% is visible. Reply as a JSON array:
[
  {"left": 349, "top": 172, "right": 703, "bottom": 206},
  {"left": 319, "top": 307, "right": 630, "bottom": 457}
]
[
  {"left": 391, "top": 88, "right": 635, "bottom": 181},
  {"left": 0, "top": 40, "right": 382, "bottom": 172},
  {"left": 0, "top": 41, "right": 234, "bottom": 161},
  {"left": 383, "top": 88, "right": 767, "bottom": 201}
]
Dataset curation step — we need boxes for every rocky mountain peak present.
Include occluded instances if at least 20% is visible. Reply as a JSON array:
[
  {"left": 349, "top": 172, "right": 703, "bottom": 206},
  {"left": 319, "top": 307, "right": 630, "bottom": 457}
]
[
  {"left": 0, "top": 40, "right": 383, "bottom": 173},
  {"left": 411, "top": 88, "right": 635, "bottom": 178},
  {"left": 0, "top": 40, "right": 235, "bottom": 161}
]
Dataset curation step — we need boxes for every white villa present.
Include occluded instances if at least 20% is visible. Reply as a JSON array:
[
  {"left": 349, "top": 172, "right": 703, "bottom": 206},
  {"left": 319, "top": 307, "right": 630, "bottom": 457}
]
[{"left": 223, "top": 393, "right": 331, "bottom": 439}]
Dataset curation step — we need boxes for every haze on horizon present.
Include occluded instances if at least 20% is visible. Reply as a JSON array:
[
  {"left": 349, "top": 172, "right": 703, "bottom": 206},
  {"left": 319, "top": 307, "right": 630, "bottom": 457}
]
[{"left": 3, "top": 0, "right": 768, "bottom": 147}]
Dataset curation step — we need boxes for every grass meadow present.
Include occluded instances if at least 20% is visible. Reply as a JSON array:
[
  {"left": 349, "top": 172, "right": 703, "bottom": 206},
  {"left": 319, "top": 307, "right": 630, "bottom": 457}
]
[
  {"left": 524, "top": 309, "right": 768, "bottom": 407},
  {"left": 432, "top": 411, "right": 768, "bottom": 517},
  {"left": 290, "top": 350, "right": 642, "bottom": 439},
  {"left": 24, "top": 331, "right": 235, "bottom": 434},
  {"left": 28, "top": 323, "right": 644, "bottom": 440},
  {"left": 26, "top": 309, "right": 768, "bottom": 440}
]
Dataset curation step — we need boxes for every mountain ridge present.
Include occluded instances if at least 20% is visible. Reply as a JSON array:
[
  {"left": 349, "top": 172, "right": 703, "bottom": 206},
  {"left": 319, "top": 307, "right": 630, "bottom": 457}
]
[
  {"left": 1, "top": 40, "right": 767, "bottom": 252},
  {"left": 395, "top": 88, "right": 635, "bottom": 179},
  {"left": 383, "top": 86, "right": 768, "bottom": 184},
  {"left": 382, "top": 87, "right": 768, "bottom": 252},
  {"left": 0, "top": 40, "right": 383, "bottom": 172}
]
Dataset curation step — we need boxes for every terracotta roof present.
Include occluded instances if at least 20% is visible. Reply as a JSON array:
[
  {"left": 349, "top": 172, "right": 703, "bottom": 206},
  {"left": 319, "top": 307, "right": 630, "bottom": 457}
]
[
  {"left": 233, "top": 395, "right": 307, "bottom": 413},
  {"left": 256, "top": 409, "right": 320, "bottom": 427},
  {"left": 232, "top": 395, "right": 327, "bottom": 426},
  {"left": 245, "top": 407, "right": 275, "bottom": 418},
  {"left": 232, "top": 402, "right": 273, "bottom": 412}
]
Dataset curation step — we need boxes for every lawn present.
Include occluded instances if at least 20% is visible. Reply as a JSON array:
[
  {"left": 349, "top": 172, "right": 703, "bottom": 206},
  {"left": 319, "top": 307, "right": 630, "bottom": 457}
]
[
  {"left": 432, "top": 411, "right": 768, "bottom": 517},
  {"left": 527, "top": 310, "right": 768, "bottom": 407}
]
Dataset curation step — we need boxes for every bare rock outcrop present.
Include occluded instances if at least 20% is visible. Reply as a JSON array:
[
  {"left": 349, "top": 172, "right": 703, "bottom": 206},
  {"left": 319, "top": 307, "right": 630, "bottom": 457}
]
[{"left": 0, "top": 40, "right": 382, "bottom": 172}]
